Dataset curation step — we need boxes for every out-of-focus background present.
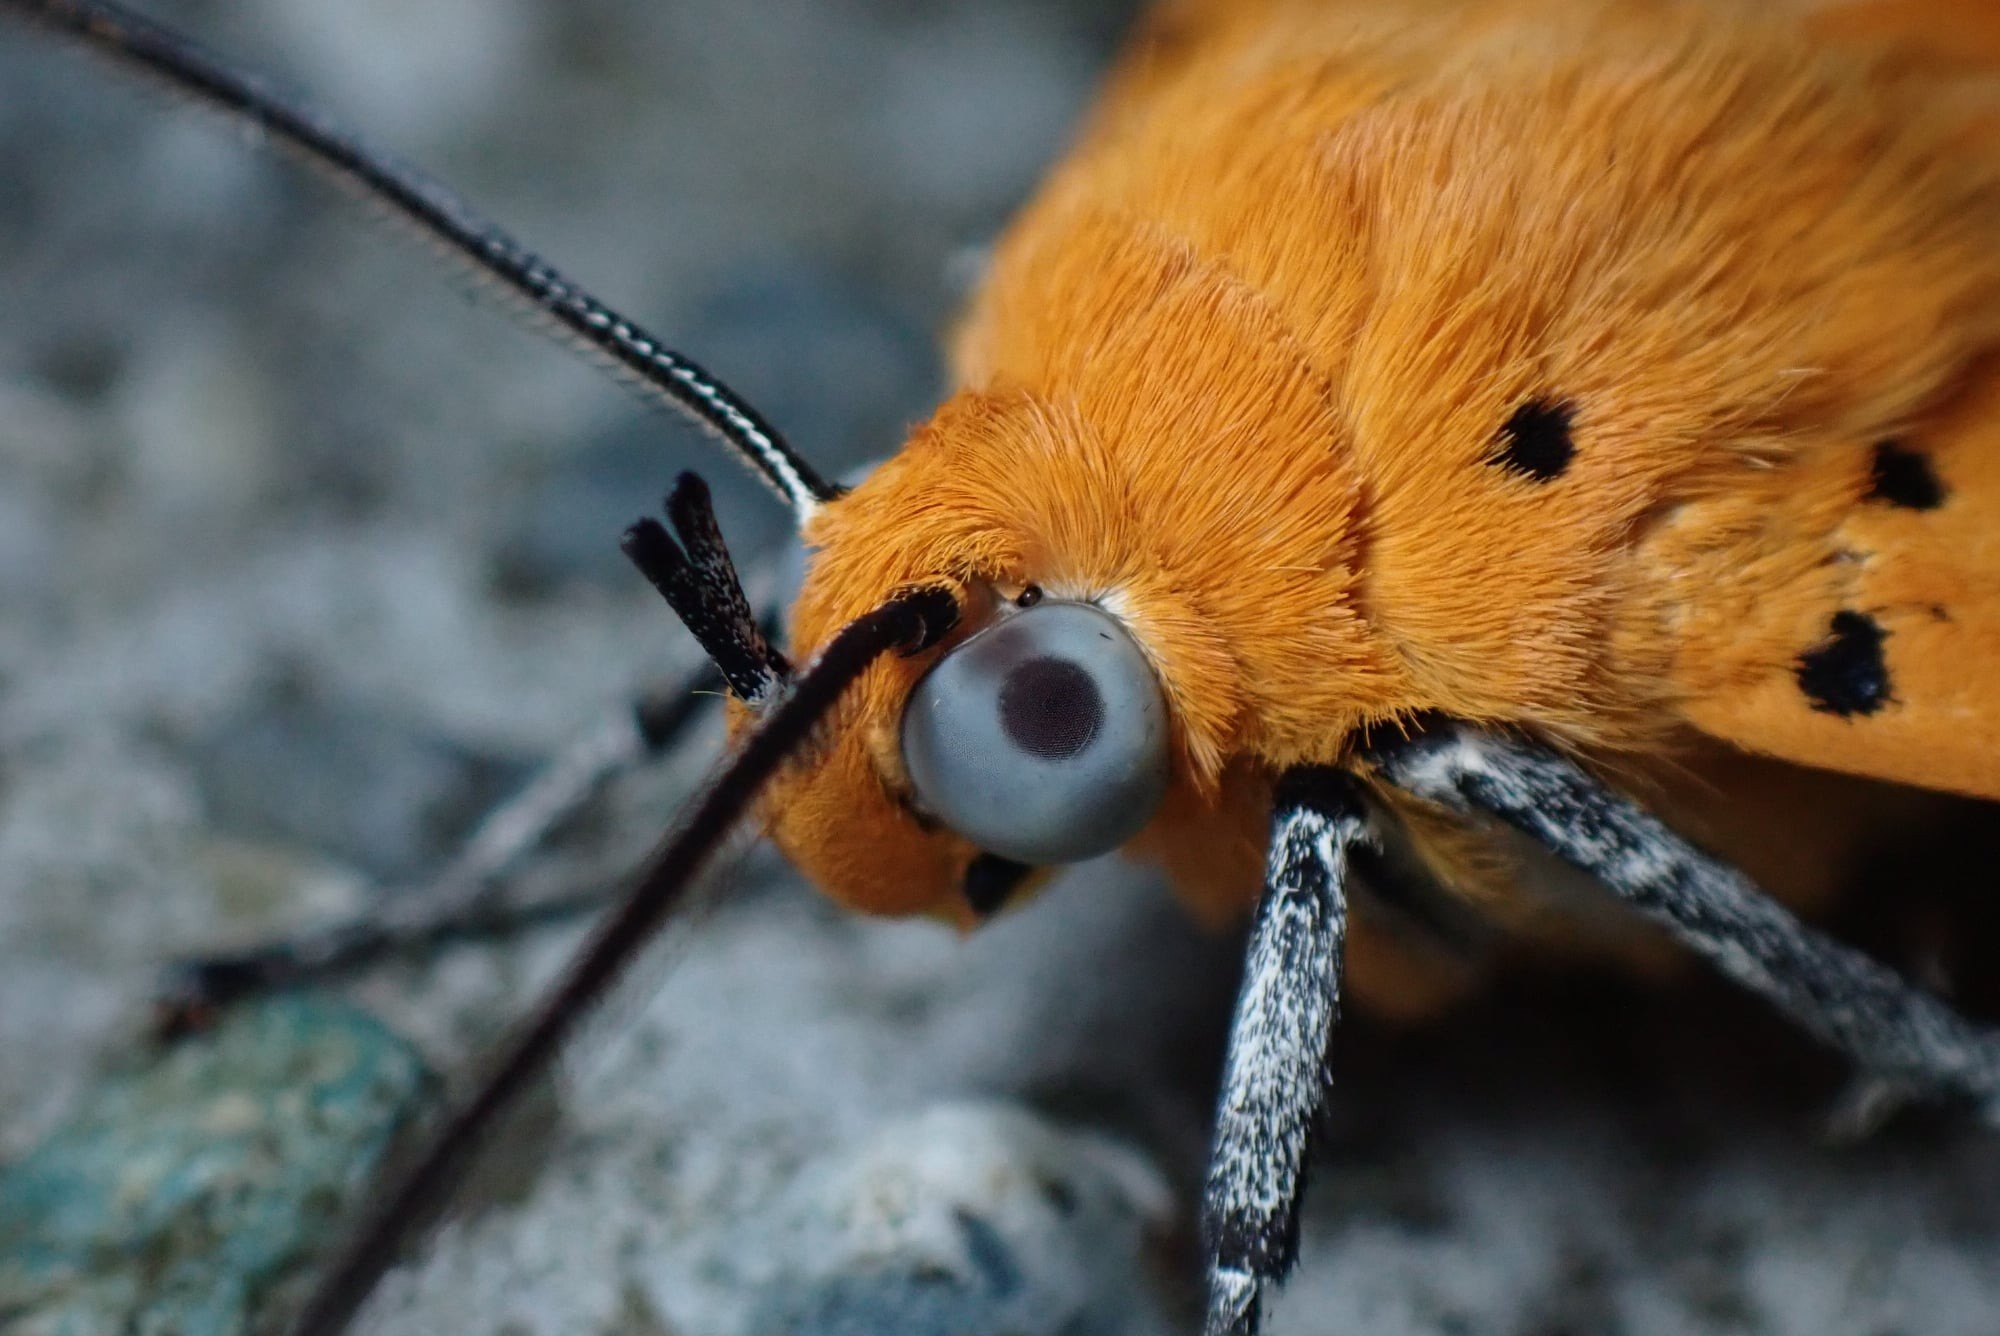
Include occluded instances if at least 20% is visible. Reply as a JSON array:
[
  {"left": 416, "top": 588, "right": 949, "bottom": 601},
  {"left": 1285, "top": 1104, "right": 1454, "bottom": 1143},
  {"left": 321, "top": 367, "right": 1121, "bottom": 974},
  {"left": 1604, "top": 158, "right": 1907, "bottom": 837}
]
[{"left": 2, "top": 2, "right": 1999, "bottom": 1333}]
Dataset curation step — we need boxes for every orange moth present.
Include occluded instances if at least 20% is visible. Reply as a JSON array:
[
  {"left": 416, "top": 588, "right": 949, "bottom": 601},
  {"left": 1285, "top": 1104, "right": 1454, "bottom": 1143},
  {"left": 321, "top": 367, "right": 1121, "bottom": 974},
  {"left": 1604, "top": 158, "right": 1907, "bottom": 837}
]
[{"left": 8, "top": 1, "right": 2000, "bottom": 1334}]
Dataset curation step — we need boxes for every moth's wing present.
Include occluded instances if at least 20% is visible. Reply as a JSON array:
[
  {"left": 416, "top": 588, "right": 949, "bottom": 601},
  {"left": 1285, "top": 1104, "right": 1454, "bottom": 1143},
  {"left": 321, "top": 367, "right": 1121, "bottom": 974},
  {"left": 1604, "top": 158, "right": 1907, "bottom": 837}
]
[
  {"left": 1664, "top": 365, "right": 2000, "bottom": 802},
  {"left": 1651, "top": 0, "right": 2000, "bottom": 803}
]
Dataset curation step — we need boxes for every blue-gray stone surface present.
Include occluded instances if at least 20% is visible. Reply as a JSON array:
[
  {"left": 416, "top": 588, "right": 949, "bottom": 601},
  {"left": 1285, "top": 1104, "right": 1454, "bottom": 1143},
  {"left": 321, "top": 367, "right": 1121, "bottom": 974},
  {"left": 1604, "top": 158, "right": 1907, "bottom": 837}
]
[
  {"left": 740, "top": 1104, "right": 1175, "bottom": 1336},
  {"left": 0, "top": 997, "right": 430, "bottom": 1335}
]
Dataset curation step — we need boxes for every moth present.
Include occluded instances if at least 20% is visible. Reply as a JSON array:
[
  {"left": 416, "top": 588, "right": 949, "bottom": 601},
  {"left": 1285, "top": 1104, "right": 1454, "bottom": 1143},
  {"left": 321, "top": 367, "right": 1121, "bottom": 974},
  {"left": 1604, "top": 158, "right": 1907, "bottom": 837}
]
[{"left": 8, "top": 1, "right": 2000, "bottom": 1335}]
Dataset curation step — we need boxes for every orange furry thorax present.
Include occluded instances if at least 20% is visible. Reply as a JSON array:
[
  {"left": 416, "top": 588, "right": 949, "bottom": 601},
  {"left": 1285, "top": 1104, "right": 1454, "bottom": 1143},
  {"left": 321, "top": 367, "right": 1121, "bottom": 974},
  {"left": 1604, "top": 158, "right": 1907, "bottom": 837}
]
[{"left": 757, "top": 0, "right": 2000, "bottom": 971}]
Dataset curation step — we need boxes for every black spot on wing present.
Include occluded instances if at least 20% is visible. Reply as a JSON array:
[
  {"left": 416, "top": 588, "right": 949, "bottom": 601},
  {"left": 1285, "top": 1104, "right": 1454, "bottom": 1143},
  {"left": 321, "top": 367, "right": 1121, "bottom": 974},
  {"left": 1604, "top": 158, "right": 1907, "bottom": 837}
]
[
  {"left": 1795, "top": 611, "right": 1891, "bottom": 717},
  {"left": 1866, "top": 440, "right": 1946, "bottom": 510},
  {"left": 1489, "top": 398, "right": 1576, "bottom": 482}
]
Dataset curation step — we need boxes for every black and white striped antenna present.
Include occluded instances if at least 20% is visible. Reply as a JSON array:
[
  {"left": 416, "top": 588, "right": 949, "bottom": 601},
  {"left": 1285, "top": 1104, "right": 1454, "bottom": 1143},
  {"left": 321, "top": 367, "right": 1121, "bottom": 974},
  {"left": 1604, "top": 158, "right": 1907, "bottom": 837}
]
[{"left": 3, "top": 0, "right": 841, "bottom": 522}]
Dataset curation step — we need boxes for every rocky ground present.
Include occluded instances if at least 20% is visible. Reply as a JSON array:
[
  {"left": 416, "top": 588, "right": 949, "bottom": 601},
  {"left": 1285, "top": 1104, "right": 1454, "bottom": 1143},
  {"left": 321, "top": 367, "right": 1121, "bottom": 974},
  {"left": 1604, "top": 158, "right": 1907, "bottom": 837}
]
[{"left": 3, "top": 1, "right": 2000, "bottom": 1333}]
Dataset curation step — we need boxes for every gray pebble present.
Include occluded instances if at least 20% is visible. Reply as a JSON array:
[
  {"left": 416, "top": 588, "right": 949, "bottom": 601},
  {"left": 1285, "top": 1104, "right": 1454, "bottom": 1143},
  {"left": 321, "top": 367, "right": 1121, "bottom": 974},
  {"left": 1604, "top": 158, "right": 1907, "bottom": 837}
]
[{"left": 743, "top": 1103, "right": 1175, "bottom": 1336}]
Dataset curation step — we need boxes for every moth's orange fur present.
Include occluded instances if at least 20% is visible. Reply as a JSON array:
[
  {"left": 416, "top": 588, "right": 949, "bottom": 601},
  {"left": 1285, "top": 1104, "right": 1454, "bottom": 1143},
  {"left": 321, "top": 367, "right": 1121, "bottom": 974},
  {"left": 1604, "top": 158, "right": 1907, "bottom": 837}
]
[{"left": 757, "top": 0, "right": 2000, "bottom": 1010}]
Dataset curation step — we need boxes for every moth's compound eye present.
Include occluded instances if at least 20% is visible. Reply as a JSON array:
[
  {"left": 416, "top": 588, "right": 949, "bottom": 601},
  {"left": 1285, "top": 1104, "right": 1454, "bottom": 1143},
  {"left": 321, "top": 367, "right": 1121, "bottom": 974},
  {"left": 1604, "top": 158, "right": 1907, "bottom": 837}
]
[{"left": 901, "top": 601, "right": 1170, "bottom": 865}]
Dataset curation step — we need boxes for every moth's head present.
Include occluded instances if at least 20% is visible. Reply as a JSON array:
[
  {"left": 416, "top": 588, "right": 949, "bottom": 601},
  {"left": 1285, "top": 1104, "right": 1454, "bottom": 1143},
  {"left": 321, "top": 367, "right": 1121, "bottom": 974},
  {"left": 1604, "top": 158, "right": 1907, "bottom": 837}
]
[{"left": 753, "top": 427, "right": 1178, "bottom": 927}]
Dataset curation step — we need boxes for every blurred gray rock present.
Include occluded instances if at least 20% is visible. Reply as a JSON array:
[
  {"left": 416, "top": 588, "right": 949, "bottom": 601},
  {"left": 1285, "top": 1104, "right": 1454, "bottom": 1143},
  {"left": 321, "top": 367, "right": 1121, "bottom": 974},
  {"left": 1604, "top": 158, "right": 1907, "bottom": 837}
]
[
  {"left": 743, "top": 1104, "right": 1175, "bottom": 1336},
  {"left": 191, "top": 682, "right": 533, "bottom": 886}
]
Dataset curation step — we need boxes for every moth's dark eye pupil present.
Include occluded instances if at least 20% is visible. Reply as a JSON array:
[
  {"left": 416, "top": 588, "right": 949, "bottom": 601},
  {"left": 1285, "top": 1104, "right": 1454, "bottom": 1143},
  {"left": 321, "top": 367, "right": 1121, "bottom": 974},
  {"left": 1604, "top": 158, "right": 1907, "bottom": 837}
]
[
  {"left": 1492, "top": 397, "right": 1576, "bottom": 481},
  {"left": 998, "top": 656, "right": 1102, "bottom": 760}
]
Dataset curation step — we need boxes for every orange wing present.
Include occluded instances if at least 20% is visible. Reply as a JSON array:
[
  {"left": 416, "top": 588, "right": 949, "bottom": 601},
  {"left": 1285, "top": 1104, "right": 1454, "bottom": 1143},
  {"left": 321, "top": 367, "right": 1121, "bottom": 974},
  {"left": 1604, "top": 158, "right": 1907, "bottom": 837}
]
[
  {"left": 1670, "top": 366, "right": 2000, "bottom": 800},
  {"left": 1656, "top": 0, "right": 2000, "bottom": 801}
]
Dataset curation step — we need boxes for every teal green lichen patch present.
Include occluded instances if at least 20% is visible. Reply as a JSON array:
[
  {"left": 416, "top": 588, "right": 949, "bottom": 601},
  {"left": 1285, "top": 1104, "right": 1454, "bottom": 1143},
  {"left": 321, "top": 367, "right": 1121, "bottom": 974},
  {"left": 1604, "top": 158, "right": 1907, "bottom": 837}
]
[{"left": 0, "top": 996, "right": 433, "bottom": 1336}]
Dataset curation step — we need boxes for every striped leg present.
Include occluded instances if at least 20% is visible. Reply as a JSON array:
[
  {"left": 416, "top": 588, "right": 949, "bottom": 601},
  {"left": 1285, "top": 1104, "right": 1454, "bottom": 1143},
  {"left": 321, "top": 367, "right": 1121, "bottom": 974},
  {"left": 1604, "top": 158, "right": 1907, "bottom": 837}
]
[
  {"left": 1202, "top": 767, "right": 1370, "bottom": 1336},
  {"left": 1367, "top": 720, "right": 2000, "bottom": 1120}
]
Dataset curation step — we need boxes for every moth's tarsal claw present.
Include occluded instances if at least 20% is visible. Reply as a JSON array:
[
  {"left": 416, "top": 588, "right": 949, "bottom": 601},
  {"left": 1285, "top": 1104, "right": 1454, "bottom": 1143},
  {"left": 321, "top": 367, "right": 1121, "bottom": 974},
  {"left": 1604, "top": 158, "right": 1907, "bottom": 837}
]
[{"left": 150, "top": 953, "right": 282, "bottom": 1042}]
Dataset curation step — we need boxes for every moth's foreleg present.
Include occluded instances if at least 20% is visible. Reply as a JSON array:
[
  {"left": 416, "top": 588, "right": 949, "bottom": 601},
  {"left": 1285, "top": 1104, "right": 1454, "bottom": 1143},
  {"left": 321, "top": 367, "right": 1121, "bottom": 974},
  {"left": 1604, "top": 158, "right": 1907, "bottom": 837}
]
[
  {"left": 155, "top": 663, "right": 724, "bottom": 1032},
  {"left": 1368, "top": 721, "right": 2000, "bottom": 1119},
  {"left": 1202, "top": 767, "right": 1369, "bottom": 1336}
]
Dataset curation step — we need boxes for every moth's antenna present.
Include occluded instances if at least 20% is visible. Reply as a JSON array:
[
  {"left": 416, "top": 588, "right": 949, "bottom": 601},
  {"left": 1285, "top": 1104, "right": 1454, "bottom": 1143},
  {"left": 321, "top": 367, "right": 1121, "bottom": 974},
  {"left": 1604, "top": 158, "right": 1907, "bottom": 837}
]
[
  {"left": 1, "top": 0, "right": 840, "bottom": 523},
  {"left": 284, "top": 583, "right": 959, "bottom": 1336}
]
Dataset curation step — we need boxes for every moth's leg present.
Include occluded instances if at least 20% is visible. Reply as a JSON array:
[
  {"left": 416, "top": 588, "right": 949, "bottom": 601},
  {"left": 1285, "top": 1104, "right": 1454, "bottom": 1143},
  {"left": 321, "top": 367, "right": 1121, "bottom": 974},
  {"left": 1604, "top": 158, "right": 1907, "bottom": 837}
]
[
  {"left": 1367, "top": 720, "right": 2000, "bottom": 1119},
  {"left": 1203, "top": 766, "right": 1370, "bottom": 1336},
  {"left": 156, "top": 665, "right": 721, "bottom": 1032}
]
